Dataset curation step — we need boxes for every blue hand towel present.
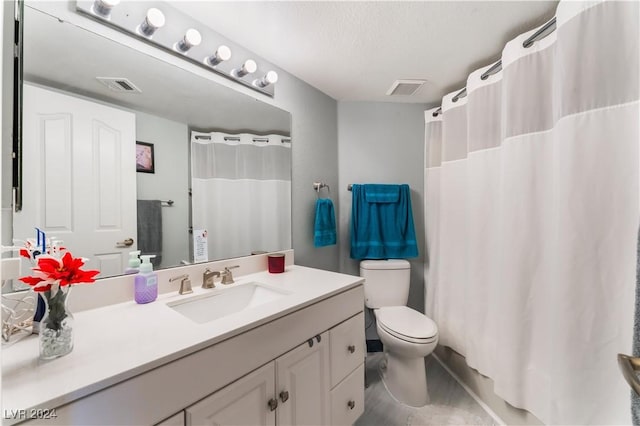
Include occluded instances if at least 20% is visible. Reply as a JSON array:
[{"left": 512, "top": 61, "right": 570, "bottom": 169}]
[
  {"left": 314, "top": 198, "right": 337, "bottom": 247},
  {"left": 364, "top": 184, "right": 399, "bottom": 203},
  {"left": 350, "top": 184, "right": 418, "bottom": 260}
]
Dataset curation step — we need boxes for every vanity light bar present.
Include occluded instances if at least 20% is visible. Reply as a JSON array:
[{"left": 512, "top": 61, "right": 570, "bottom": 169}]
[
  {"left": 175, "top": 28, "right": 202, "bottom": 53},
  {"left": 255, "top": 71, "right": 278, "bottom": 88},
  {"left": 234, "top": 60, "right": 257, "bottom": 78},
  {"left": 206, "top": 45, "right": 232, "bottom": 67},
  {"left": 78, "top": 1, "right": 276, "bottom": 97},
  {"left": 92, "top": 0, "right": 120, "bottom": 18},
  {"left": 138, "top": 8, "right": 165, "bottom": 38}
]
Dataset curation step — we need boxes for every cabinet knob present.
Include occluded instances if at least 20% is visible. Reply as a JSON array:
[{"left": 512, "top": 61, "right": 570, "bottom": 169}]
[
  {"left": 348, "top": 345, "right": 356, "bottom": 354},
  {"left": 268, "top": 398, "right": 278, "bottom": 411},
  {"left": 347, "top": 400, "right": 356, "bottom": 410},
  {"left": 279, "top": 390, "right": 290, "bottom": 403},
  {"left": 307, "top": 338, "right": 314, "bottom": 347}
]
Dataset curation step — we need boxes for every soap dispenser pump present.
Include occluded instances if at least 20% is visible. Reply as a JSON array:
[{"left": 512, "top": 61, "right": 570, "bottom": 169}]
[
  {"left": 134, "top": 255, "right": 158, "bottom": 304},
  {"left": 125, "top": 250, "right": 141, "bottom": 275}
]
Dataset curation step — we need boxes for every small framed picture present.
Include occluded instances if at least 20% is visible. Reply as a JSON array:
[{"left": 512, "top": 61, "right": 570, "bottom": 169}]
[{"left": 136, "top": 141, "right": 155, "bottom": 173}]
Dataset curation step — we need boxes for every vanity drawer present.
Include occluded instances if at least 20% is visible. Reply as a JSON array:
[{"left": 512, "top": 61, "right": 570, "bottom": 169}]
[
  {"left": 330, "top": 363, "right": 365, "bottom": 426},
  {"left": 330, "top": 312, "right": 365, "bottom": 387}
]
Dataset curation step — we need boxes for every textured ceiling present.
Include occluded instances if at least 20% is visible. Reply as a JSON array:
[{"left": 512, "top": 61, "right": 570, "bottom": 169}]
[{"left": 175, "top": 1, "right": 559, "bottom": 105}]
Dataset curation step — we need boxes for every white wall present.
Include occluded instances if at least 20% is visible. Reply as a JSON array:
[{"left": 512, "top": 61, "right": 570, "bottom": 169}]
[
  {"left": 337, "top": 101, "right": 427, "bottom": 338},
  {"left": 135, "top": 111, "right": 190, "bottom": 269}
]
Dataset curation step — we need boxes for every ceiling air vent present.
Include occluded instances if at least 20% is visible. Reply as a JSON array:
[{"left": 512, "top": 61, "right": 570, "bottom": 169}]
[
  {"left": 96, "top": 77, "right": 142, "bottom": 93},
  {"left": 386, "top": 79, "right": 426, "bottom": 96}
]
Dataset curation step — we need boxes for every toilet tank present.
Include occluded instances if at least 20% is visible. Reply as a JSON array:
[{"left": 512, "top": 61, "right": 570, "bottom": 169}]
[{"left": 360, "top": 259, "right": 410, "bottom": 308}]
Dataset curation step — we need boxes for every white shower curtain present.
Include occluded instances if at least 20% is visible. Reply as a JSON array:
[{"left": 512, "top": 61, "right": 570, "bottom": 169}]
[
  {"left": 191, "top": 131, "right": 291, "bottom": 260},
  {"left": 424, "top": 1, "right": 639, "bottom": 424}
]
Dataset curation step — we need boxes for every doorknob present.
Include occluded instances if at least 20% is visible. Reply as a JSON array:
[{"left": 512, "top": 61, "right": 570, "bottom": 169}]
[
  {"left": 267, "top": 398, "right": 278, "bottom": 411},
  {"left": 618, "top": 353, "right": 640, "bottom": 396},
  {"left": 116, "top": 238, "right": 134, "bottom": 247}
]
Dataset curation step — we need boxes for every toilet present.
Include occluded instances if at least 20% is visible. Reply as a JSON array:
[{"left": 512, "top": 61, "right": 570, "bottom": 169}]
[{"left": 360, "top": 259, "right": 438, "bottom": 407}]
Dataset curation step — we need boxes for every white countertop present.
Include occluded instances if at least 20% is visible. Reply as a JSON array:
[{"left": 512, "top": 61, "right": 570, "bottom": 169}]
[{"left": 1, "top": 265, "right": 364, "bottom": 415}]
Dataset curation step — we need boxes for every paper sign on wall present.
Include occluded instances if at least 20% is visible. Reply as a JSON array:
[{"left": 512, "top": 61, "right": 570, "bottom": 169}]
[{"left": 193, "top": 229, "right": 208, "bottom": 263}]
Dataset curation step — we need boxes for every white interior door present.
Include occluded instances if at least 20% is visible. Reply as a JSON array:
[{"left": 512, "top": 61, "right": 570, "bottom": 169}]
[{"left": 15, "top": 83, "right": 137, "bottom": 277}]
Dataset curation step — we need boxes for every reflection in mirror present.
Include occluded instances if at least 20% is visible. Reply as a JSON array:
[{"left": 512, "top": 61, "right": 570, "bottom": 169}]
[{"left": 3, "top": 5, "right": 291, "bottom": 291}]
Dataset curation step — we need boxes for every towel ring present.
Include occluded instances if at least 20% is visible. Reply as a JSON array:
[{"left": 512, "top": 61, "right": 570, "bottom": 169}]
[{"left": 313, "top": 182, "right": 331, "bottom": 198}]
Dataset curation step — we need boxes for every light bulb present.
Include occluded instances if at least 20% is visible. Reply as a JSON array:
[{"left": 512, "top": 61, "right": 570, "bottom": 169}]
[
  {"left": 255, "top": 71, "right": 278, "bottom": 88},
  {"left": 235, "top": 59, "right": 257, "bottom": 78},
  {"left": 205, "top": 45, "right": 232, "bottom": 66},
  {"left": 176, "top": 29, "right": 202, "bottom": 53},
  {"left": 92, "top": 0, "right": 120, "bottom": 18},
  {"left": 139, "top": 8, "right": 165, "bottom": 37}
]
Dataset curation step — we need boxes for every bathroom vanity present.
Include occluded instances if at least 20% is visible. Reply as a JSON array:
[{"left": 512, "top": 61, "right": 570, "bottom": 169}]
[{"left": 1, "top": 259, "right": 365, "bottom": 425}]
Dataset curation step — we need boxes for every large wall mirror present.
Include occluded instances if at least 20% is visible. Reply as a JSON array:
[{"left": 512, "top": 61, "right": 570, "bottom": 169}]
[{"left": 3, "top": 4, "right": 292, "bottom": 291}]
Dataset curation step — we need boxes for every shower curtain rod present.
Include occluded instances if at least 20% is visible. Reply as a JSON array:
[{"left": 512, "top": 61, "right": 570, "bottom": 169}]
[{"left": 432, "top": 17, "right": 557, "bottom": 117}]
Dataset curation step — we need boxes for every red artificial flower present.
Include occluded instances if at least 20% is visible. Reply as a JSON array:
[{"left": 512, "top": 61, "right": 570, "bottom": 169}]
[
  {"left": 19, "top": 275, "right": 52, "bottom": 292},
  {"left": 19, "top": 252, "right": 100, "bottom": 292},
  {"left": 19, "top": 248, "right": 31, "bottom": 259}
]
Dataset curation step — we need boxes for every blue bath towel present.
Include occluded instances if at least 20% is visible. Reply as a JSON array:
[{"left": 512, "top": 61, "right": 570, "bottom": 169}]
[
  {"left": 350, "top": 184, "right": 418, "bottom": 259},
  {"left": 364, "top": 184, "right": 399, "bottom": 203},
  {"left": 314, "top": 198, "right": 337, "bottom": 247}
]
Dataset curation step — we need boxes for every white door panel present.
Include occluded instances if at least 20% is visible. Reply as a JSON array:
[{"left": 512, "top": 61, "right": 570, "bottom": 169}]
[{"left": 15, "top": 84, "right": 136, "bottom": 277}]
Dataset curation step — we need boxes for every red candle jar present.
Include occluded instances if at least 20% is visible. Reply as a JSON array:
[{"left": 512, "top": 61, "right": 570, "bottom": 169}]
[{"left": 268, "top": 253, "right": 285, "bottom": 273}]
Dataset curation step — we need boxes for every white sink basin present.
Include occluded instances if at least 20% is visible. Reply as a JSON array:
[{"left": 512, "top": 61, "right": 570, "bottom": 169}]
[{"left": 167, "top": 282, "right": 290, "bottom": 324}]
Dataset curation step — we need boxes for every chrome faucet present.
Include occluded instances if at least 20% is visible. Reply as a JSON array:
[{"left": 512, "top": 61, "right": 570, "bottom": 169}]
[
  {"left": 202, "top": 268, "right": 220, "bottom": 289},
  {"left": 169, "top": 274, "right": 193, "bottom": 295},
  {"left": 220, "top": 265, "right": 239, "bottom": 285}
]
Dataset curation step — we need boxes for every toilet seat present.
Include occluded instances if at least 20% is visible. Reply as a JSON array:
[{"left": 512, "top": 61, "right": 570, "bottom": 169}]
[{"left": 376, "top": 306, "right": 438, "bottom": 344}]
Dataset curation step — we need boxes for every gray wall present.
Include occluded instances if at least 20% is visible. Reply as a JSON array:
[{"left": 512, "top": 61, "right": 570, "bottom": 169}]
[
  {"left": 269, "top": 69, "right": 340, "bottom": 272},
  {"left": 135, "top": 112, "right": 190, "bottom": 270},
  {"left": 337, "top": 102, "right": 427, "bottom": 338}
]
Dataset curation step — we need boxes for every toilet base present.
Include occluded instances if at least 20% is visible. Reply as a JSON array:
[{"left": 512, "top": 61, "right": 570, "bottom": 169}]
[{"left": 379, "top": 351, "right": 429, "bottom": 407}]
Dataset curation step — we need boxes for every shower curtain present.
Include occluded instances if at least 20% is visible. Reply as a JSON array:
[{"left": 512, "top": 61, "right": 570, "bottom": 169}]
[
  {"left": 191, "top": 131, "right": 291, "bottom": 260},
  {"left": 424, "top": 1, "right": 639, "bottom": 424}
]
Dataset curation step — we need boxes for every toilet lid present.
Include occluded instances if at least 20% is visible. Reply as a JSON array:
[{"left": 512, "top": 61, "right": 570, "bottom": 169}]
[{"left": 376, "top": 306, "right": 438, "bottom": 340}]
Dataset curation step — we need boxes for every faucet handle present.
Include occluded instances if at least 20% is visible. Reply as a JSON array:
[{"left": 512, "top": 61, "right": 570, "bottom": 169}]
[
  {"left": 170, "top": 274, "right": 193, "bottom": 295},
  {"left": 221, "top": 265, "right": 239, "bottom": 285},
  {"left": 202, "top": 268, "right": 220, "bottom": 289}
]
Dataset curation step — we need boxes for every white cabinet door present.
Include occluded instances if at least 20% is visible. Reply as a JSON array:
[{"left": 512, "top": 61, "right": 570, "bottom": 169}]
[
  {"left": 276, "top": 332, "right": 330, "bottom": 426},
  {"left": 186, "top": 362, "right": 276, "bottom": 426},
  {"left": 18, "top": 83, "right": 137, "bottom": 277}
]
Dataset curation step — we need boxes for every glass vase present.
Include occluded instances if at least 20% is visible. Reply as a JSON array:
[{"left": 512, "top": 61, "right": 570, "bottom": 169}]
[{"left": 39, "top": 285, "right": 74, "bottom": 360}]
